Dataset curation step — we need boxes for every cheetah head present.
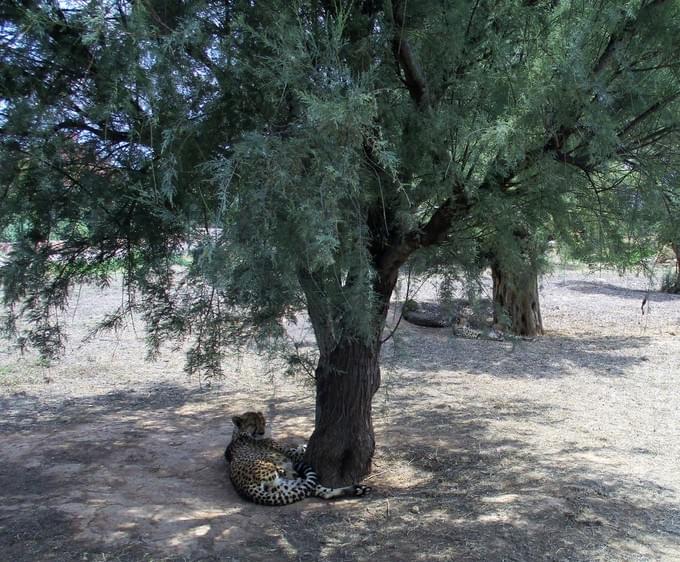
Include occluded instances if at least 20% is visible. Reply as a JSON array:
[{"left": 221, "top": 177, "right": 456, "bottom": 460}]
[{"left": 232, "top": 411, "right": 267, "bottom": 440}]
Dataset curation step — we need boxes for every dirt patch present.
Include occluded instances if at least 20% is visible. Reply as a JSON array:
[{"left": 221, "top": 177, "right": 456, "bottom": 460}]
[{"left": 1, "top": 267, "right": 679, "bottom": 561}]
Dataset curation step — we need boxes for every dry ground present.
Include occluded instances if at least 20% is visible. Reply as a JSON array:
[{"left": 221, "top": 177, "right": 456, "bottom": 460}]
[{"left": 1, "top": 266, "right": 679, "bottom": 561}]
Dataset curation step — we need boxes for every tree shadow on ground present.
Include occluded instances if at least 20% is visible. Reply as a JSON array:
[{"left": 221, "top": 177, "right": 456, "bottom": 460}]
[
  {"left": 0, "top": 381, "right": 224, "bottom": 433},
  {"left": 1, "top": 384, "right": 678, "bottom": 561},
  {"left": 382, "top": 324, "right": 652, "bottom": 379},
  {"left": 0, "top": 383, "right": 316, "bottom": 561},
  {"left": 557, "top": 280, "right": 680, "bottom": 303},
  {"left": 371, "top": 405, "right": 679, "bottom": 561},
  {"left": 268, "top": 401, "right": 679, "bottom": 561}
]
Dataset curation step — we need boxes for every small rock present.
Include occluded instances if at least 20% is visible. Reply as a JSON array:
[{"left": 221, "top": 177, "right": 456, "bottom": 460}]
[{"left": 411, "top": 505, "right": 420, "bottom": 514}]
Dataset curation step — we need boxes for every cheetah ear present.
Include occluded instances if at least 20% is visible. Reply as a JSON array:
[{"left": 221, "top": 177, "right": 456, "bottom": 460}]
[{"left": 232, "top": 415, "right": 243, "bottom": 428}]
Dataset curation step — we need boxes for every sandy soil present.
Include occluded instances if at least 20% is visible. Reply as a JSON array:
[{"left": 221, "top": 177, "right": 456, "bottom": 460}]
[{"left": 1, "top": 266, "right": 679, "bottom": 561}]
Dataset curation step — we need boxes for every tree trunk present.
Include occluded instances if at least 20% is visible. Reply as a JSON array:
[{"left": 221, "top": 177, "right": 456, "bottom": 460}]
[
  {"left": 667, "top": 243, "right": 680, "bottom": 293},
  {"left": 491, "top": 261, "right": 543, "bottom": 337},
  {"left": 301, "top": 268, "right": 397, "bottom": 487},
  {"left": 304, "top": 338, "right": 381, "bottom": 487}
]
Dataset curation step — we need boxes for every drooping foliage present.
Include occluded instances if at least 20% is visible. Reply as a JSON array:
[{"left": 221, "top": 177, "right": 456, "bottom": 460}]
[{"left": 2, "top": 0, "right": 679, "bottom": 361}]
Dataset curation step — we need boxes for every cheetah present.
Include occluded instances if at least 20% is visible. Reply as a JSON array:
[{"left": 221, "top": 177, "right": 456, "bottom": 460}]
[
  {"left": 225, "top": 411, "right": 371, "bottom": 505},
  {"left": 452, "top": 318, "right": 505, "bottom": 340}
]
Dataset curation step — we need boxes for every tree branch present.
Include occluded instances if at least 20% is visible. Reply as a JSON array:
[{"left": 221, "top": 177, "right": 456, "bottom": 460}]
[
  {"left": 375, "top": 183, "right": 471, "bottom": 275},
  {"left": 54, "top": 119, "right": 133, "bottom": 145},
  {"left": 618, "top": 125, "right": 680, "bottom": 153},
  {"left": 593, "top": 0, "right": 670, "bottom": 75},
  {"left": 618, "top": 91, "right": 680, "bottom": 137},
  {"left": 554, "top": 150, "right": 594, "bottom": 173},
  {"left": 388, "top": 0, "right": 430, "bottom": 107}
]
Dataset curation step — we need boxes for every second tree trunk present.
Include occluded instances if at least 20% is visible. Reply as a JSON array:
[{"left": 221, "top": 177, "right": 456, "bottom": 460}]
[{"left": 491, "top": 261, "right": 543, "bottom": 337}]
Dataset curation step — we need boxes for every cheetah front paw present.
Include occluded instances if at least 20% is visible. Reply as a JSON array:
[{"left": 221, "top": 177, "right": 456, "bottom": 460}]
[
  {"left": 294, "top": 444, "right": 307, "bottom": 455},
  {"left": 353, "top": 484, "right": 371, "bottom": 496}
]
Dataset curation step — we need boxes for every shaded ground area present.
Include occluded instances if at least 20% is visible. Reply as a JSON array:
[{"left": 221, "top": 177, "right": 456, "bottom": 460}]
[{"left": 1, "top": 268, "right": 679, "bottom": 561}]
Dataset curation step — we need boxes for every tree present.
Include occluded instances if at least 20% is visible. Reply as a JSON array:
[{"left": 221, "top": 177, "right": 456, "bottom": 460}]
[
  {"left": 489, "top": 236, "right": 545, "bottom": 336},
  {"left": 655, "top": 169, "right": 680, "bottom": 292},
  {"left": 2, "top": 1, "right": 680, "bottom": 485},
  {"left": 661, "top": 194, "right": 680, "bottom": 293}
]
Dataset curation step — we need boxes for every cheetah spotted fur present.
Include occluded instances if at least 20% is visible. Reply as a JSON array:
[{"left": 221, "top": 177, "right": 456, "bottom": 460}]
[{"left": 225, "top": 411, "right": 371, "bottom": 505}]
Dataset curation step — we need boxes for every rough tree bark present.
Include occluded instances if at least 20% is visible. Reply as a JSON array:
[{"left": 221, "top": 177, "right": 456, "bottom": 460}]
[
  {"left": 491, "top": 260, "right": 544, "bottom": 337},
  {"left": 304, "top": 338, "right": 382, "bottom": 486},
  {"left": 302, "top": 269, "right": 398, "bottom": 487}
]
